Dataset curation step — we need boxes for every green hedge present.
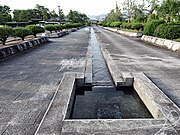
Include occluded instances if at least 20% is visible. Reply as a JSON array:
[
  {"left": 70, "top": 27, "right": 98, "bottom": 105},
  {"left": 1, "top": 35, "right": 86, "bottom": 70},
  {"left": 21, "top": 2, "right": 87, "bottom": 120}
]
[
  {"left": 110, "top": 22, "right": 122, "bottom": 28},
  {"left": 44, "top": 25, "right": 57, "bottom": 33},
  {"left": 121, "top": 23, "right": 132, "bottom": 29},
  {"left": 54, "top": 24, "right": 63, "bottom": 32},
  {"left": 131, "top": 23, "right": 144, "bottom": 31},
  {"left": 26, "top": 25, "right": 45, "bottom": 38},
  {"left": 143, "top": 20, "right": 165, "bottom": 36},
  {"left": 154, "top": 24, "right": 180, "bottom": 39},
  {"left": 13, "top": 27, "right": 32, "bottom": 41},
  {"left": 0, "top": 26, "right": 13, "bottom": 45}
]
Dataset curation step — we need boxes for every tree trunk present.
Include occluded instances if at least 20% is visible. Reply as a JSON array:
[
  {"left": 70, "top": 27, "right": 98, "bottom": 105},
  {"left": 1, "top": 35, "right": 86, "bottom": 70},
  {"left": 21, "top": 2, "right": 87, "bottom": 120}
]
[{"left": 22, "top": 37, "right": 25, "bottom": 41}]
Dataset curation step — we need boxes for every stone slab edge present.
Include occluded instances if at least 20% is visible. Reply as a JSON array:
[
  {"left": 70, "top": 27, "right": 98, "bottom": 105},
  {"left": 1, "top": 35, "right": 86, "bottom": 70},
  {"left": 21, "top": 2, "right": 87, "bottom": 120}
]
[
  {"left": 62, "top": 119, "right": 178, "bottom": 135},
  {"left": 103, "top": 27, "right": 143, "bottom": 37},
  {"left": 0, "top": 37, "right": 49, "bottom": 60},
  {"left": 84, "top": 40, "right": 93, "bottom": 86},
  {"left": 141, "top": 35, "right": 180, "bottom": 52},
  {"left": 133, "top": 72, "right": 180, "bottom": 133},
  {"left": 46, "top": 28, "right": 80, "bottom": 38},
  {"left": 35, "top": 73, "right": 77, "bottom": 135}
]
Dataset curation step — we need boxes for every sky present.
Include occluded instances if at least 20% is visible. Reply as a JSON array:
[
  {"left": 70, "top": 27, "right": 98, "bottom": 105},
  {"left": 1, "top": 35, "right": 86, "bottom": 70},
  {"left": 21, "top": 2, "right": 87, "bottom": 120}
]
[{"left": 0, "top": 0, "right": 122, "bottom": 16}]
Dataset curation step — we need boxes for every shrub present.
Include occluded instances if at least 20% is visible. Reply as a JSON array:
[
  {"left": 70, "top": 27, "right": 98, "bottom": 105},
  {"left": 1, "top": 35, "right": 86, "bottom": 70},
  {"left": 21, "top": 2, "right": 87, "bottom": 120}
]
[
  {"left": 54, "top": 24, "right": 63, "bottom": 32},
  {"left": 131, "top": 23, "right": 144, "bottom": 31},
  {"left": 44, "top": 24, "right": 57, "bottom": 33},
  {"left": 13, "top": 27, "right": 32, "bottom": 41},
  {"left": 122, "top": 23, "right": 132, "bottom": 29},
  {"left": 63, "top": 23, "right": 71, "bottom": 29},
  {"left": 72, "top": 23, "right": 82, "bottom": 28},
  {"left": 26, "top": 25, "right": 45, "bottom": 38},
  {"left": 110, "top": 22, "right": 122, "bottom": 28},
  {"left": 0, "top": 26, "right": 13, "bottom": 45},
  {"left": 154, "top": 24, "right": 180, "bottom": 39},
  {"left": 143, "top": 20, "right": 165, "bottom": 36}
]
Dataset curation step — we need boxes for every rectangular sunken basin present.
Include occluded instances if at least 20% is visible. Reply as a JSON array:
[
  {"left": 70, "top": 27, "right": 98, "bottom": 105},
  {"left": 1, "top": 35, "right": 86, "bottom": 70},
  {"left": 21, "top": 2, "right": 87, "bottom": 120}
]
[
  {"left": 57, "top": 72, "right": 179, "bottom": 134},
  {"left": 67, "top": 86, "right": 152, "bottom": 119}
]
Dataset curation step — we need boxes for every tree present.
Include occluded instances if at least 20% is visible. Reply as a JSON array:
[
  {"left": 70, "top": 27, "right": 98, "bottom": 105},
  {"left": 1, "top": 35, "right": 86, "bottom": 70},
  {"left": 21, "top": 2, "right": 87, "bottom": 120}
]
[
  {"left": 105, "top": 7, "right": 123, "bottom": 22},
  {"left": 50, "top": 10, "right": 58, "bottom": 21},
  {"left": 35, "top": 4, "right": 50, "bottom": 21},
  {"left": 0, "top": 26, "right": 13, "bottom": 45},
  {"left": 26, "top": 25, "right": 45, "bottom": 38},
  {"left": 0, "top": 5, "right": 12, "bottom": 22},
  {"left": 13, "top": 9, "right": 34, "bottom": 22},
  {"left": 122, "top": 0, "right": 137, "bottom": 22},
  {"left": 67, "top": 10, "right": 89, "bottom": 24},
  {"left": 13, "top": 27, "right": 32, "bottom": 41},
  {"left": 157, "top": 0, "right": 180, "bottom": 22},
  {"left": 58, "top": 6, "right": 65, "bottom": 22}
]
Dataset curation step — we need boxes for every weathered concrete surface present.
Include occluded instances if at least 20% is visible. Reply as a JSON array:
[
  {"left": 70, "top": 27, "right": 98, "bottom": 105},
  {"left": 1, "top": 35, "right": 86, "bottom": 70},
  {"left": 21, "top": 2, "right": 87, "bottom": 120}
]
[
  {"left": 95, "top": 26, "right": 180, "bottom": 108},
  {"left": 0, "top": 28, "right": 89, "bottom": 134},
  {"left": 61, "top": 119, "right": 178, "bottom": 135}
]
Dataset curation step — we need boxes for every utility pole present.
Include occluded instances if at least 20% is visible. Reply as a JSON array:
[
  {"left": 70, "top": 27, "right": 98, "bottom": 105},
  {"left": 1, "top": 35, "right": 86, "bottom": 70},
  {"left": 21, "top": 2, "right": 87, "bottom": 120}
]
[
  {"left": 58, "top": 6, "right": 61, "bottom": 23},
  {"left": 128, "top": 0, "right": 130, "bottom": 23}
]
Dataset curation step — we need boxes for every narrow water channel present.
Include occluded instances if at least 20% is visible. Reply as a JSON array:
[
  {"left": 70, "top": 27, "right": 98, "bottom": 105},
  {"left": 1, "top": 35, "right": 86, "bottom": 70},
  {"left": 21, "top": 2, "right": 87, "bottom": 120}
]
[
  {"left": 91, "top": 28, "right": 113, "bottom": 86},
  {"left": 71, "top": 28, "right": 152, "bottom": 119}
]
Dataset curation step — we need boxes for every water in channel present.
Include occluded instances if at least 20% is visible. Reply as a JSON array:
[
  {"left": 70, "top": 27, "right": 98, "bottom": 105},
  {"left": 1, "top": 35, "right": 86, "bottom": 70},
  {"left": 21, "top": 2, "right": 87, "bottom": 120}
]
[{"left": 71, "top": 28, "right": 152, "bottom": 119}]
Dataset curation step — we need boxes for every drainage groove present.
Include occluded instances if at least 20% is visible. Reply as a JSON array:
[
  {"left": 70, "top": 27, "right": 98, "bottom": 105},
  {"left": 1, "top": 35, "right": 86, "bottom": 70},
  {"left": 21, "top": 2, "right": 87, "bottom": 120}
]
[{"left": 70, "top": 28, "right": 152, "bottom": 119}]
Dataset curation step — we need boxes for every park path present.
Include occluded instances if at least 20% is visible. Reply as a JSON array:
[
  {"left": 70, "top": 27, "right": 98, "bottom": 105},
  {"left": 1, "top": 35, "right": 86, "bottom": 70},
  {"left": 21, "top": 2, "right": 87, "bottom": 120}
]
[
  {"left": 0, "top": 28, "right": 89, "bottom": 134},
  {"left": 95, "top": 26, "right": 180, "bottom": 107}
]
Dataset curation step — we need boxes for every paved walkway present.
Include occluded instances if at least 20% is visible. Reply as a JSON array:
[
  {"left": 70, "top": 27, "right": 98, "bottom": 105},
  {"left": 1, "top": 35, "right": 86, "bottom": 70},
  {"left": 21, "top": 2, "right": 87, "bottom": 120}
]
[
  {"left": 95, "top": 26, "right": 180, "bottom": 107},
  {"left": 0, "top": 29, "right": 89, "bottom": 134}
]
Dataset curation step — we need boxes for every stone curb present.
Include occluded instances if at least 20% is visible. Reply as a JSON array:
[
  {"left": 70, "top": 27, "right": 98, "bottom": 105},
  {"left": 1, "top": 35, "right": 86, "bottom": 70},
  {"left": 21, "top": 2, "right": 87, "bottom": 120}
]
[
  {"left": 0, "top": 37, "right": 49, "bottom": 60},
  {"left": 45, "top": 28, "right": 81, "bottom": 38},
  {"left": 103, "top": 27, "right": 143, "bottom": 37},
  {"left": 141, "top": 35, "right": 180, "bottom": 52}
]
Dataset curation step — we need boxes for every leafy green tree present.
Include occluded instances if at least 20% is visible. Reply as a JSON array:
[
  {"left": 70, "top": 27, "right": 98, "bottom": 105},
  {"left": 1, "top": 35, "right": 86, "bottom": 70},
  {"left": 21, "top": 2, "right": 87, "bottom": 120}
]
[
  {"left": 13, "top": 27, "right": 32, "bottom": 41},
  {"left": 67, "top": 10, "right": 89, "bottom": 24},
  {"left": 157, "top": 0, "right": 180, "bottom": 22},
  {"left": 26, "top": 25, "right": 45, "bottom": 38},
  {"left": 0, "top": 26, "right": 13, "bottom": 45},
  {"left": 44, "top": 25, "right": 57, "bottom": 33},
  {"left": 0, "top": 5, "right": 12, "bottom": 22},
  {"left": 13, "top": 9, "right": 34, "bottom": 22},
  {"left": 35, "top": 4, "right": 50, "bottom": 21},
  {"left": 50, "top": 10, "right": 58, "bottom": 21},
  {"left": 105, "top": 7, "right": 123, "bottom": 23}
]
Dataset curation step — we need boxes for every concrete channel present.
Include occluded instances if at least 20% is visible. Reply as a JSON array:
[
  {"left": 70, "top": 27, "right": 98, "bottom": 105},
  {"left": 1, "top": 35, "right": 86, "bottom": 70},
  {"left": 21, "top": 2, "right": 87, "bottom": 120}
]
[{"left": 35, "top": 27, "right": 180, "bottom": 134}]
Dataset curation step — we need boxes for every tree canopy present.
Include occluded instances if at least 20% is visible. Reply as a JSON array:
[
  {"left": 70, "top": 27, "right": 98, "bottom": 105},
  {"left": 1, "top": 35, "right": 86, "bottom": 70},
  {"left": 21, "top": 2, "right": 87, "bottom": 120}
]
[{"left": 0, "top": 5, "right": 12, "bottom": 22}]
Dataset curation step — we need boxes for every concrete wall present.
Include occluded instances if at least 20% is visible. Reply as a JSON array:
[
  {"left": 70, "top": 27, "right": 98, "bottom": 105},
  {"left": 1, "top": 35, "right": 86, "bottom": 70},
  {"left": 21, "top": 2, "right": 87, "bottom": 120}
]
[
  {"left": 141, "top": 35, "right": 180, "bottom": 52},
  {"left": 0, "top": 37, "right": 49, "bottom": 60},
  {"left": 103, "top": 27, "right": 143, "bottom": 37}
]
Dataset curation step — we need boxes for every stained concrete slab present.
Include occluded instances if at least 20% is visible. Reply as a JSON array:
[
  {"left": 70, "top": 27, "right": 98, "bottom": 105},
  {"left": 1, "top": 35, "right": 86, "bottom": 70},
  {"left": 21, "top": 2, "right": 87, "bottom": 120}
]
[
  {"left": 61, "top": 119, "right": 178, "bottom": 135},
  {"left": 0, "top": 28, "right": 89, "bottom": 134}
]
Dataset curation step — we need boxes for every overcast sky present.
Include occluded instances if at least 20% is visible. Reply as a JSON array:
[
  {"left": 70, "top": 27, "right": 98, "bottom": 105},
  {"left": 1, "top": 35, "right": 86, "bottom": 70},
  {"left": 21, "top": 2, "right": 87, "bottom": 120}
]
[{"left": 0, "top": 0, "right": 125, "bottom": 16}]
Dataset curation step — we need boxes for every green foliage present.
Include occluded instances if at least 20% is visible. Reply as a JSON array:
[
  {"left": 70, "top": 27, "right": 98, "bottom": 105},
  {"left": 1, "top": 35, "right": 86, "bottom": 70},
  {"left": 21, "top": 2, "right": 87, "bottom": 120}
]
[
  {"left": 157, "top": 0, "right": 180, "bottom": 22},
  {"left": 44, "top": 25, "right": 57, "bottom": 33},
  {"left": 110, "top": 22, "right": 122, "bottom": 28},
  {"left": 26, "top": 25, "right": 45, "bottom": 38},
  {"left": 131, "top": 23, "right": 144, "bottom": 31},
  {"left": 121, "top": 23, "right": 132, "bottom": 29},
  {"left": 13, "top": 27, "right": 32, "bottom": 41},
  {"left": 54, "top": 24, "right": 63, "bottom": 32},
  {"left": 105, "top": 7, "right": 122, "bottom": 22},
  {"left": 0, "top": 5, "right": 12, "bottom": 22},
  {"left": 0, "top": 26, "right": 13, "bottom": 45},
  {"left": 67, "top": 10, "right": 89, "bottom": 24},
  {"left": 154, "top": 24, "right": 180, "bottom": 39},
  {"left": 143, "top": 20, "right": 165, "bottom": 36}
]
